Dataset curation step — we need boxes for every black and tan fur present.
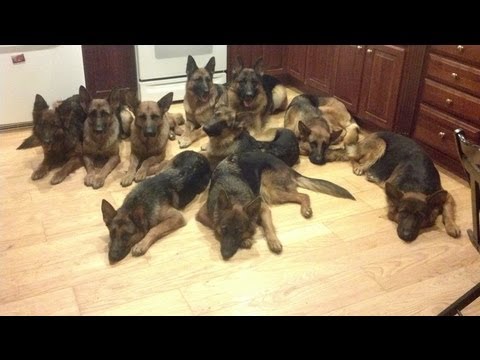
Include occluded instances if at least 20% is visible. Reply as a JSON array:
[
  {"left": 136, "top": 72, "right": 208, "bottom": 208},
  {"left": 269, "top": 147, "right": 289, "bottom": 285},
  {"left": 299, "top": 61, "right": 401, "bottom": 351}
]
[
  {"left": 178, "top": 55, "right": 225, "bottom": 148},
  {"left": 113, "top": 88, "right": 139, "bottom": 139},
  {"left": 227, "top": 57, "right": 287, "bottom": 135},
  {"left": 196, "top": 151, "right": 355, "bottom": 260},
  {"left": 80, "top": 86, "right": 121, "bottom": 189},
  {"left": 102, "top": 151, "right": 211, "bottom": 264},
  {"left": 121, "top": 93, "right": 173, "bottom": 187},
  {"left": 25, "top": 94, "right": 85, "bottom": 185},
  {"left": 202, "top": 101, "right": 299, "bottom": 169},
  {"left": 349, "top": 131, "right": 460, "bottom": 242},
  {"left": 284, "top": 94, "right": 360, "bottom": 165}
]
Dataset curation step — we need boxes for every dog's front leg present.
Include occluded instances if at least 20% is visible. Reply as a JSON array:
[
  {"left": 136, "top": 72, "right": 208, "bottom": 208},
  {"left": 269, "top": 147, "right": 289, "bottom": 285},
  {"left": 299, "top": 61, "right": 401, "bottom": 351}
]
[
  {"left": 134, "top": 154, "right": 165, "bottom": 182},
  {"left": 442, "top": 192, "right": 461, "bottom": 238},
  {"left": 259, "top": 203, "right": 282, "bottom": 254},
  {"left": 31, "top": 157, "right": 51, "bottom": 181},
  {"left": 51, "top": 156, "right": 83, "bottom": 185},
  {"left": 178, "top": 121, "right": 206, "bottom": 149},
  {"left": 195, "top": 202, "right": 213, "bottom": 229},
  {"left": 121, "top": 154, "right": 140, "bottom": 187},
  {"left": 92, "top": 154, "right": 120, "bottom": 189},
  {"left": 83, "top": 155, "right": 96, "bottom": 187},
  {"left": 131, "top": 208, "right": 186, "bottom": 256},
  {"left": 299, "top": 141, "right": 311, "bottom": 156}
]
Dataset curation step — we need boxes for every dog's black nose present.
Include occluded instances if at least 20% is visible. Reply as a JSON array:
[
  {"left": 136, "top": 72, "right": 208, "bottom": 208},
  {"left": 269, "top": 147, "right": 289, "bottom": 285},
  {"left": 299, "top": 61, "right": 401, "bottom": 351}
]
[
  {"left": 144, "top": 129, "right": 156, "bottom": 137},
  {"left": 309, "top": 155, "right": 326, "bottom": 165}
]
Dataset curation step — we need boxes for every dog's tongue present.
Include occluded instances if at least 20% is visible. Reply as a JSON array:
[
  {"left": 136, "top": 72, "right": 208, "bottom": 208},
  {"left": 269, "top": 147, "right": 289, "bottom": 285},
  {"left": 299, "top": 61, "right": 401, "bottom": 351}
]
[
  {"left": 201, "top": 93, "right": 209, "bottom": 102},
  {"left": 243, "top": 99, "right": 253, "bottom": 108}
]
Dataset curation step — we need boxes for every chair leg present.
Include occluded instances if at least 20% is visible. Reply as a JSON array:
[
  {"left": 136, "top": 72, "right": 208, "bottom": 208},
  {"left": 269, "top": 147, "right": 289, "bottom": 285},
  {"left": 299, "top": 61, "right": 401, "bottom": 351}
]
[
  {"left": 468, "top": 179, "right": 480, "bottom": 253},
  {"left": 438, "top": 282, "right": 480, "bottom": 316}
]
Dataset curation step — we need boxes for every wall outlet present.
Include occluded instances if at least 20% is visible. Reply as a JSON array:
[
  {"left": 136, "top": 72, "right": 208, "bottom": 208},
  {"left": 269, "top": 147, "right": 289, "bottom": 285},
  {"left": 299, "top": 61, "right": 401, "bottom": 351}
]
[{"left": 11, "top": 54, "right": 25, "bottom": 64}]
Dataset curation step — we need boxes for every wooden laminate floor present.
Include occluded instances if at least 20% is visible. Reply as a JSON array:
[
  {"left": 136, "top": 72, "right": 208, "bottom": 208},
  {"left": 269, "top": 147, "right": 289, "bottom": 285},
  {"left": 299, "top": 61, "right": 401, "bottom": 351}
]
[{"left": 1, "top": 87, "right": 479, "bottom": 316}]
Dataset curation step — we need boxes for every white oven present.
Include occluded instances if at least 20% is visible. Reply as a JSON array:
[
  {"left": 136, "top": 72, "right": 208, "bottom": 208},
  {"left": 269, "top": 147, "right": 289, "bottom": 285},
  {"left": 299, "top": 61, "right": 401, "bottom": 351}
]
[{"left": 135, "top": 45, "right": 227, "bottom": 102}]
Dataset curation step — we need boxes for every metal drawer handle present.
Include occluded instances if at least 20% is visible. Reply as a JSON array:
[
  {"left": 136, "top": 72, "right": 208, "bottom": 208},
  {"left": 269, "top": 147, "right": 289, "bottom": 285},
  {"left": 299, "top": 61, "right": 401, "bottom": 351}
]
[
  {"left": 457, "top": 45, "right": 464, "bottom": 52},
  {"left": 446, "top": 98, "right": 453, "bottom": 105},
  {"left": 357, "top": 45, "right": 363, "bottom": 49},
  {"left": 367, "top": 49, "right": 373, "bottom": 54},
  {"left": 451, "top": 72, "right": 459, "bottom": 79},
  {"left": 439, "top": 131, "right": 446, "bottom": 139}
]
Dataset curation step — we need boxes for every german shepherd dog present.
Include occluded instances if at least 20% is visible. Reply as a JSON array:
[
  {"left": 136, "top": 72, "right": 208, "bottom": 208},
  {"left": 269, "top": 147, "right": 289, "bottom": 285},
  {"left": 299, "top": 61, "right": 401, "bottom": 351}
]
[
  {"left": 178, "top": 55, "right": 225, "bottom": 148},
  {"left": 102, "top": 151, "right": 211, "bottom": 264},
  {"left": 120, "top": 92, "right": 173, "bottom": 187},
  {"left": 227, "top": 57, "right": 288, "bottom": 135},
  {"left": 284, "top": 94, "right": 360, "bottom": 165},
  {"left": 196, "top": 151, "right": 355, "bottom": 260},
  {"left": 202, "top": 101, "right": 299, "bottom": 169},
  {"left": 349, "top": 131, "right": 461, "bottom": 242},
  {"left": 21, "top": 94, "right": 85, "bottom": 185},
  {"left": 80, "top": 86, "right": 121, "bottom": 189},
  {"left": 113, "top": 88, "right": 139, "bottom": 139}
]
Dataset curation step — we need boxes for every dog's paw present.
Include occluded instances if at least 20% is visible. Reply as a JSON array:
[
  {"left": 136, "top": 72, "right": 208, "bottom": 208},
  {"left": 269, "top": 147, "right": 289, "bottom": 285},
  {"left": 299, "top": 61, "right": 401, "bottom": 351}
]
[
  {"left": 301, "top": 206, "right": 313, "bottom": 219},
  {"left": 134, "top": 170, "right": 147, "bottom": 183},
  {"left": 131, "top": 242, "right": 149, "bottom": 257},
  {"left": 91, "top": 176, "right": 105, "bottom": 189},
  {"left": 178, "top": 136, "right": 192, "bottom": 149},
  {"left": 353, "top": 166, "right": 365, "bottom": 176},
  {"left": 84, "top": 173, "right": 95, "bottom": 187},
  {"left": 120, "top": 174, "right": 134, "bottom": 187},
  {"left": 200, "top": 144, "right": 208, "bottom": 152},
  {"left": 268, "top": 240, "right": 283, "bottom": 254},
  {"left": 168, "top": 131, "right": 176, "bottom": 141},
  {"left": 32, "top": 168, "right": 48, "bottom": 181},
  {"left": 240, "top": 238, "right": 254, "bottom": 249},
  {"left": 50, "top": 172, "right": 66, "bottom": 185},
  {"left": 446, "top": 223, "right": 461, "bottom": 238}
]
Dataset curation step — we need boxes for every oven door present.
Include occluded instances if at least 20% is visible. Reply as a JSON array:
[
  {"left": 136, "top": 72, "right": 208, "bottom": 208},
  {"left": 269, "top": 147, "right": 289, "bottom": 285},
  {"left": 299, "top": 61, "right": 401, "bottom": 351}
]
[{"left": 136, "top": 45, "right": 227, "bottom": 81}]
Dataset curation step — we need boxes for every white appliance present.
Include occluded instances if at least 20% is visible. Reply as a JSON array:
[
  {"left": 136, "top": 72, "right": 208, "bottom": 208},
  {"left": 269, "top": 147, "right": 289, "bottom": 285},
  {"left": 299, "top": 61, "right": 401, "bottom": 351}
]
[
  {"left": 135, "top": 45, "right": 227, "bottom": 102},
  {"left": 0, "top": 45, "right": 85, "bottom": 130}
]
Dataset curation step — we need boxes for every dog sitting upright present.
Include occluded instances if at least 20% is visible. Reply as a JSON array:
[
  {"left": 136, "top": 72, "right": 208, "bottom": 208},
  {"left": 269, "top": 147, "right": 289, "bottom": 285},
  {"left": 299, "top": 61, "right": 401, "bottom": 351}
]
[
  {"left": 102, "top": 151, "right": 211, "bottom": 264},
  {"left": 284, "top": 94, "right": 360, "bottom": 165},
  {"left": 349, "top": 131, "right": 461, "bottom": 242},
  {"left": 202, "top": 101, "right": 299, "bottom": 169},
  {"left": 80, "top": 86, "right": 121, "bottom": 189},
  {"left": 24, "top": 94, "right": 85, "bottom": 185},
  {"left": 121, "top": 92, "right": 173, "bottom": 187},
  {"left": 178, "top": 55, "right": 225, "bottom": 148},
  {"left": 227, "top": 57, "right": 287, "bottom": 135}
]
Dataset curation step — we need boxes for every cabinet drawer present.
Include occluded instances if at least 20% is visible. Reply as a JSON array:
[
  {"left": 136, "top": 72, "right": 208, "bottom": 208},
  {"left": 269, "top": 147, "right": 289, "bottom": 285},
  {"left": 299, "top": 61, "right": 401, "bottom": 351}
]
[
  {"left": 422, "top": 78, "right": 480, "bottom": 126},
  {"left": 426, "top": 53, "right": 480, "bottom": 97},
  {"left": 413, "top": 103, "right": 480, "bottom": 160},
  {"left": 431, "top": 45, "right": 480, "bottom": 66}
]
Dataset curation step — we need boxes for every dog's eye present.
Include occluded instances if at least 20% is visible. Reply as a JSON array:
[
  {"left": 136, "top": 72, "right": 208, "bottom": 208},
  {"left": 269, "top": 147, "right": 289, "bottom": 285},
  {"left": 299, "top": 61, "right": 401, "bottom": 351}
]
[
  {"left": 151, "top": 114, "right": 160, "bottom": 120},
  {"left": 89, "top": 110, "right": 97, "bottom": 117},
  {"left": 205, "top": 77, "right": 211, "bottom": 83},
  {"left": 138, "top": 115, "right": 146, "bottom": 121},
  {"left": 100, "top": 110, "right": 109, "bottom": 117}
]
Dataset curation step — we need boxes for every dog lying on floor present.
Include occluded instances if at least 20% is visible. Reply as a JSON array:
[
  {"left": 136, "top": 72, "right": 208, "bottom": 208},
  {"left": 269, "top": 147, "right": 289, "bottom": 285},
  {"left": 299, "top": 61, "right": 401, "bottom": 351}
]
[
  {"left": 348, "top": 131, "right": 461, "bottom": 242},
  {"left": 102, "top": 150, "right": 212, "bottom": 264},
  {"left": 196, "top": 151, "right": 355, "bottom": 260}
]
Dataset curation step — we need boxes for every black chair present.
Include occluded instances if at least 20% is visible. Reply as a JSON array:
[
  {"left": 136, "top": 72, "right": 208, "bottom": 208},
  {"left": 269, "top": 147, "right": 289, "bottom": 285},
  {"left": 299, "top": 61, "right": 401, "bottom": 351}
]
[{"left": 438, "top": 129, "right": 480, "bottom": 316}]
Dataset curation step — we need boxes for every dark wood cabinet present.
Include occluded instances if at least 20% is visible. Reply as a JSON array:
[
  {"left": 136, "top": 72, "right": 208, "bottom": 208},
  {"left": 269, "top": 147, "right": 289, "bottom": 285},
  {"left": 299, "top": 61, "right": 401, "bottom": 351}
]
[
  {"left": 286, "top": 45, "right": 308, "bottom": 82},
  {"left": 358, "top": 45, "right": 405, "bottom": 130},
  {"left": 82, "top": 45, "right": 137, "bottom": 98},
  {"left": 330, "top": 45, "right": 366, "bottom": 113},
  {"left": 227, "top": 45, "right": 286, "bottom": 79},
  {"left": 304, "top": 45, "right": 335, "bottom": 94}
]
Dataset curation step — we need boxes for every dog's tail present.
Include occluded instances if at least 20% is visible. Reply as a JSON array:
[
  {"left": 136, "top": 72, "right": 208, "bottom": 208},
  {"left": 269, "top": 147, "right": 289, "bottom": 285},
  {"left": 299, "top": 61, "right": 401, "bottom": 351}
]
[
  {"left": 17, "top": 134, "right": 40, "bottom": 150},
  {"left": 272, "top": 85, "right": 288, "bottom": 112},
  {"left": 294, "top": 171, "right": 355, "bottom": 200}
]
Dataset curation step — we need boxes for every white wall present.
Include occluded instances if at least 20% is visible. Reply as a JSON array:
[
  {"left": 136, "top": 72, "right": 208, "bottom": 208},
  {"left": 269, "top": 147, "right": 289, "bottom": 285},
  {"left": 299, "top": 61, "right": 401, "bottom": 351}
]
[{"left": 0, "top": 45, "right": 85, "bottom": 127}]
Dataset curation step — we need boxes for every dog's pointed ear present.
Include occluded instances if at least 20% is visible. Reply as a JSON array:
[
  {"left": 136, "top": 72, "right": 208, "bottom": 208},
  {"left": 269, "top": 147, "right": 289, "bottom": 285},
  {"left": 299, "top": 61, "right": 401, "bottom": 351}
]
[
  {"left": 125, "top": 88, "right": 140, "bottom": 111},
  {"left": 244, "top": 196, "right": 261, "bottom": 218},
  {"left": 232, "top": 56, "right": 244, "bottom": 79},
  {"left": 79, "top": 85, "right": 91, "bottom": 112},
  {"left": 330, "top": 129, "right": 343, "bottom": 143},
  {"left": 33, "top": 94, "right": 49, "bottom": 111},
  {"left": 385, "top": 182, "right": 404, "bottom": 204},
  {"left": 217, "top": 189, "right": 232, "bottom": 211},
  {"left": 298, "top": 121, "right": 311, "bottom": 137},
  {"left": 130, "top": 206, "right": 149, "bottom": 233},
  {"left": 108, "top": 88, "right": 121, "bottom": 109},
  {"left": 101, "top": 199, "right": 117, "bottom": 226},
  {"left": 253, "top": 57, "right": 264, "bottom": 77},
  {"left": 205, "top": 56, "right": 216, "bottom": 77},
  {"left": 427, "top": 190, "right": 448, "bottom": 208},
  {"left": 186, "top": 55, "right": 198, "bottom": 78},
  {"left": 157, "top": 92, "right": 174, "bottom": 112}
]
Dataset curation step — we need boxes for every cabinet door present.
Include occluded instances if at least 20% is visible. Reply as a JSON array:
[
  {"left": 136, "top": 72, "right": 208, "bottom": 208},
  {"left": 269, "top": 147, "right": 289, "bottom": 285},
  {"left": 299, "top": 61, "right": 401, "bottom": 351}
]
[
  {"left": 82, "top": 45, "right": 137, "bottom": 98},
  {"left": 331, "top": 45, "right": 366, "bottom": 113},
  {"left": 286, "top": 45, "right": 307, "bottom": 81},
  {"left": 305, "top": 46, "right": 335, "bottom": 94},
  {"left": 358, "top": 45, "right": 405, "bottom": 130},
  {"left": 262, "top": 45, "right": 285, "bottom": 76}
]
